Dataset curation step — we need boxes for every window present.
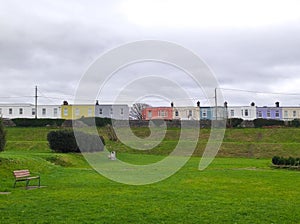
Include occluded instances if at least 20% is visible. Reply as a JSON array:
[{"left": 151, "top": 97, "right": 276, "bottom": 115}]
[
  {"left": 99, "top": 108, "right": 103, "bottom": 114},
  {"left": 88, "top": 108, "right": 92, "bottom": 116},
  {"left": 0, "top": 108, "right": 2, "bottom": 114},
  {"left": 230, "top": 110, "right": 234, "bottom": 117},
  {"left": 159, "top": 110, "right": 168, "bottom": 117},
  {"left": 75, "top": 108, "right": 80, "bottom": 116},
  {"left": 148, "top": 110, "right": 152, "bottom": 118},
  {"left": 267, "top": 110, "right": 271, "bottom": 118},
  {"left": 110, "top": 108, "right": 113, "bottom": 115},
  {"left": 64, "top": 108, "right": 68, "bottom": 116},
  {"left": 54, "top": 108, "right": 58, "bottom": 117},
  {"left": 188, "top": 110, "right": 192, "bottom": 117},
  {"left": 19, "top": 108, "right": 23, "bottom": 115},
  {"left": 293, "top": 111, "right": 297, "bottom": 117},
  {"left": 258, "top": 111, "right": 262, "bottom": 118},
  {"left": 284, "top": 110, "right": 288, "bottom": 118},
  {"left": 244, "top": 109, "right": 249, "bottom": 116},
  {"left": 32, "top": 108, "right": 36, "bottom": 116},
  {"left": 120, "top": 108, "right": 124, "bottom": 115},
  {"left": 9, "top": 108, "right": 13, "bottom": 115},
  {"left": 175, "top": 110, "right": 179, "bottom": 116},
  {"left": 202, "top": 109, "right": 207, "bottom": 118},
  {"left": 275, "top": 110, "right": 279, "bottom": 118},
  {"left": 42, "top": 108, "right": 46, "bottom": 116}
]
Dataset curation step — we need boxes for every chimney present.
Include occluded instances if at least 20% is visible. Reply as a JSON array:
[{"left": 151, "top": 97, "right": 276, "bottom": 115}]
[
  {"left": 251, "top": 102, "right": 255, "bottom": 107},
  {"left": 275, "top": 102, "right": 280, "bottom": 107},
  {"left": 171, "top": 102, "right": 174, "bottom": 107},
  {"left": 96, "top": 100, "right": 99, "bottom": 105},
  {"left": 63, "top": 101, "right": 68, "bottom": 105},
  {"left": 197, "top": 101, "right": 200, "bottom": 107},
  {"left": 224, "top": 101, "right": 228, "bottom": 108}
]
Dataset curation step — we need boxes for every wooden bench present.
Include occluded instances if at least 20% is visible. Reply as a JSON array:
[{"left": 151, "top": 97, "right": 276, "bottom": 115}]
[{"left": 13, "top": 170, "right": 40, "bottom": 189}]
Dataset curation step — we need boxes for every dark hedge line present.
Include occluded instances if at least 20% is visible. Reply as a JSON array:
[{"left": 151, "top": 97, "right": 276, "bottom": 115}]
[
  {"left": 12, "top": 118, "right": 65, "bottom": 127},
  {"left": 78, "top": 117, "right": 112, "bottom": 127},
  {"left": 47, "top": 129, "right": 105, "bottom": 153},
  {"left": 253, "top": 118, "right": 285, "bottom": 128},
  {"left": 227, "top": 118, "right": 243, "bottom": 128},
  {"left": 272, "top": 156, "right": 300, "bottom": 167}
]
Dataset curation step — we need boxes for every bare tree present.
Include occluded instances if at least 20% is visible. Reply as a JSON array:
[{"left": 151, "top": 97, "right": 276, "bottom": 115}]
[{"left": 129, "top": 103, "right": 151, "bottom": 120}]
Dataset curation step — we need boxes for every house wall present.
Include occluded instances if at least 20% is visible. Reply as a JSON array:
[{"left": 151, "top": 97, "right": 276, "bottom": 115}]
[
  {"left": 200, "top": 107, "right": 213, "bottom": 120},
  {"left": 36, "top": 105, "right": 61, "bottom": 118},
  {"left": 227, "top": 106, "right": 257, "bottom": 120},
  {"left": 0, "top": 104, "right": 34, "bottom": 119},
  {"left": 281, "top": 107, "right": 300, "bottom": 121},
  {"left": 61, "top": 105, "right": 95, "bottom": 120},
  {"left": 173, "top": 107, "right": 200, "bottom": 120},
  {"left": 95, "top": 104, "right": 129, "bottom": 120},
  {"left": 0, "top": 104, "right": 61, "bottom": 119},
  {"left": 142, "top": 107, "right": 173, "bottom": 120},
  {"left": 256, "top": 107, "right": 282, "bottom": 120}
]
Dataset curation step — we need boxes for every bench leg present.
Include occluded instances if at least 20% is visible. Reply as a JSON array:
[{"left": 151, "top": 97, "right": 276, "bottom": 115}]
[
  {"left": 13, "top": 181, "right": 17, "bottom": 188},
  {"left": 38, "top": 177, "right": 40, "bottom": 188},
  {"left": 26, "top": 179, "right": 30, "bottom": 189}
]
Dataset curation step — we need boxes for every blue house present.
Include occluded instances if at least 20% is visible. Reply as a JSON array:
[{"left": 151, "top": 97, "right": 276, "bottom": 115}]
[{"left": 200, "top": 107, "right": 213, "bottom": 120}]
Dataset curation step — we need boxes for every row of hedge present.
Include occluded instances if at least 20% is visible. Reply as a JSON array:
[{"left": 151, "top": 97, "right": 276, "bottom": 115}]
[
  {"left": 47, "top": 130, "right": 105, "bottom": 153},
  {"left": 272, "top": 156, "right": 300, "bottom": 167},
  {"left": 12, "top": 118, "right": 65, "bottom": 127},
  {"left": 7, "top": 117, "right": 300, "bottom": 128}
]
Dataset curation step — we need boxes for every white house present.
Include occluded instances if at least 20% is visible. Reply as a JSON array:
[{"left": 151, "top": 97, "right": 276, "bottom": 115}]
[
  {"left": 95, "top": 104, "right": 129, "bottom": 120},
  {"left": 227, "top": 105, "right": 257, "bottom": 120},
  {"left": 173, "top": 107, "right": 200, "bottom": 120},
  {"left": 0, "top": 103, "right": 61, "bottom": 119},
  {"left": 282, "top": 107, "right": 300, "bottom": 121}
]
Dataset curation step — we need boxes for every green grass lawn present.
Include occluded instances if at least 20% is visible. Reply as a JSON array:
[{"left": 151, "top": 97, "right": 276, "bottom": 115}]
[{"left": 1, "top": 127, "right": 300, "bottom": 223}]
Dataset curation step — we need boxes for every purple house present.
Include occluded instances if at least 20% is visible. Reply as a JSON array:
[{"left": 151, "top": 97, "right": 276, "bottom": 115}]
[{"left": 256, "top": 102, "right": 282, "bottom": 120}]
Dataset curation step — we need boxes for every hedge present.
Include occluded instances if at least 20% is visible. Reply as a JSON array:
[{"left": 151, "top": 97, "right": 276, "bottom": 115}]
[
  {"left": 78, "top": 117, "right": 112, "bottom": 127},
  {"left": 253, "top": 118, "right": 284, "bottom": 128},
  {"left": 272, "top": 156, "right": 300, "bottom": 167},
  {"left": 12, "top": 118, "right": 65, "bottom": 127},
  {"left": 47, "top": 129, "right": 105, "bottom": 153}
]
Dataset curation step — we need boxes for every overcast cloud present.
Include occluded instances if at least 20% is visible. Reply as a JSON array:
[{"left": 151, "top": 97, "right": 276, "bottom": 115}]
[{"left": 1, "top": 0, "right": 300, "bottom": 107}]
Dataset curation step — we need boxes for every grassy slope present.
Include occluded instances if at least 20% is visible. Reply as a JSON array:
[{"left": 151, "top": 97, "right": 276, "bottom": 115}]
[{"left": 0, "top": 127, "right": 300, "bottom": 223}]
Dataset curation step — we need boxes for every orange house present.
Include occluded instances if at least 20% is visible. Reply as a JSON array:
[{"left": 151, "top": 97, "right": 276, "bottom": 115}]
[{"left": 142, "top": 107, "right": 173, "bottom": 120}]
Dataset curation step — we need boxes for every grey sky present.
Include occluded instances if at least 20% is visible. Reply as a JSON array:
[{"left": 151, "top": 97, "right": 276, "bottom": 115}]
[{"left": 1, "top": 0, "right": 300, "bottom": 107}]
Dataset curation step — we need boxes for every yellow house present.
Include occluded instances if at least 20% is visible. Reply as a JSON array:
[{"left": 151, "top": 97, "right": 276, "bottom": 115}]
[{"left": 61, "top": 104, "right": 95, "bottom": 119}]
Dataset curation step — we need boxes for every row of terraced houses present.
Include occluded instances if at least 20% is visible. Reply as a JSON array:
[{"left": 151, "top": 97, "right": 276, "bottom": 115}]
[{"left": 1, "top": 101, "right": 300, "bottom": 121}]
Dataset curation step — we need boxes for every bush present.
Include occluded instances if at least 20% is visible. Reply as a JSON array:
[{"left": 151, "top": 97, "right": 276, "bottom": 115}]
[
  {"left": 272, "top": 156, "right": 300, "bottom": 167},
  {"left": 253, "top": 119, "right": 284, "bottom": 128},
  {"left": 47, "top": 129, "right": 105, "bottom": 153},
  {"left": 289, "top": 119, "right": 300, "bottom": 127},
  {"left": 12, "top": 118, "right": 65, "bottom": 127},
  {"left": 227, "top": 118, "right": 243, "bottom": 128},
  {"left": 0, "top": 118, "right": 6, "bottom": 152}
]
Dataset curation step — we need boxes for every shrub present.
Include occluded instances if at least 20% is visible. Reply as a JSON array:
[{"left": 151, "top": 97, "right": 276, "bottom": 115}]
[
  {"left": 47, "top": 129, "right": 105, "bottom": 153},
  {"left": 0, "top": 118, "right": 6, "bottom": 152},
  {"left": 12, "top": 118, "right": 65, "bottom": 127},
  {"left": 253, "top": 119, "right": 284, "bottom": 128},
  {"left": 227, "top": 118, "right": 243, "bottom": 128},
  {"left": 272, "top": 156, "right": 280, "bottom": 165},
  {"left": 289, "top": 119, "right": 300, "bottom": 127},
  {"left": 272, "top": 156, "right": 300, "bottom": 167}
]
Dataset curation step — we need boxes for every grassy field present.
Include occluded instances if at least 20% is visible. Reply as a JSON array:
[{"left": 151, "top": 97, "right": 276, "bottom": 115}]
[{"left": 1, "top": 127, "right": 300, "bottom": 223}]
